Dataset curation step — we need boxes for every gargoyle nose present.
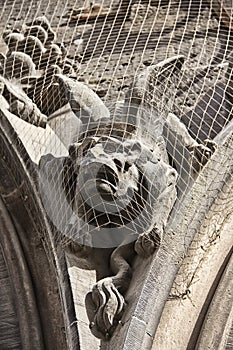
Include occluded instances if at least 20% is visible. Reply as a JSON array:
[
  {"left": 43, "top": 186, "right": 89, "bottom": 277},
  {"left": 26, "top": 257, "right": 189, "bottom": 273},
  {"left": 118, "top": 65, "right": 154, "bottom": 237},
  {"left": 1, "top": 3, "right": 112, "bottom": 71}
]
[{"left": 115, "top": 180, "right": 126, "bottom": 196}]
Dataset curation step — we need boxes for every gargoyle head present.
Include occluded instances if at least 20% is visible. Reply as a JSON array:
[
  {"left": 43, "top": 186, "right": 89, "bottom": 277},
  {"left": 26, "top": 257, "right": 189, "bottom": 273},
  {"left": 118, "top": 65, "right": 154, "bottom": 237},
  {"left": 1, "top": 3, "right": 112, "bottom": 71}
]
[{"left": 64, "top": 135, "right": 177, "bottom": 249}]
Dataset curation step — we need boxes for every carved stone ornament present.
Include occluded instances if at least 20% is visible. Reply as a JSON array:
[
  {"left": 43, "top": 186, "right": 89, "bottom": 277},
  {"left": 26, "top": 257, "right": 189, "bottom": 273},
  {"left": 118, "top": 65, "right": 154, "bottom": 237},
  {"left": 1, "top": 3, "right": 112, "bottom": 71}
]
[
  {"left": 38, "top": 58, "right": 216, "bottom": 339},
  {"left": 0, "top": 16, "right": 77, "bottom": 125},
  {"left": 1, "top": 17, "right": 217, "bottom": 341}
]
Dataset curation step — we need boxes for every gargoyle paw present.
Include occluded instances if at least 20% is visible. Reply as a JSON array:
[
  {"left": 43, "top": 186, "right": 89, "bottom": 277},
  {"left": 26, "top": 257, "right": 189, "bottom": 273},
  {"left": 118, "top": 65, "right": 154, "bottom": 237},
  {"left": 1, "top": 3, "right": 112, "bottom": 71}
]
[
  {"left": 189, "top": 139, "right": 217, "bottom": 170},
  {"left": 134, "top": 227, "right": 161, "bottom": 258},
  {"left": 203, "top": 139, "right": 217, "bottom": 154},
  {"left": 85, "top": 277, "right": 125, "bottom": 339}
]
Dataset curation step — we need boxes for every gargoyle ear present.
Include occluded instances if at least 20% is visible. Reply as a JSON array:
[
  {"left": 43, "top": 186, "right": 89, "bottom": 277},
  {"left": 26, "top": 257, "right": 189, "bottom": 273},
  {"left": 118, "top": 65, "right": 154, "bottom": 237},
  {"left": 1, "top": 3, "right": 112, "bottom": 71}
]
[
  {"left": 153, "top": 55, "right": 185, "bottom": 84},
  {"left": 156, "top": 54, "right": 185, "bottom": 70},
  {"left": 69, "top": 137, "right": 98, "bottom": 160}
]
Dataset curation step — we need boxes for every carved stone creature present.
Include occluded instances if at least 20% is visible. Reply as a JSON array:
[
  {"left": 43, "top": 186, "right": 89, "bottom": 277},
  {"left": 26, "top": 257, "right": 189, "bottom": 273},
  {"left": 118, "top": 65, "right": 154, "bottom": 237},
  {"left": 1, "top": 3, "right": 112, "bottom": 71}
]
[
  {"left": 0, "top": 16, "right": 223, "bottom": 340},
  {"left": 65, "top": 134, "right": 177, "bottom": 252},
  {"left": 40, "top": 132, "right": 178, "bottom": 339},
  {"left": 0, "top": 16, "right": 77, "bottom": 125},
  {"left": 39, "top": 55, "right": 216, "bottom": 339},
  {"left": 0, "top": 50, "right": 47, "bottom": 127},
  {"left": 0, "top": 74, "right": 47, "bottom": 127},
  {"left": 0, "top": 16, "right": 217, "bottom": 339},
  {"left": 0, "top": 13, "right": 217, "bottom": 341}
]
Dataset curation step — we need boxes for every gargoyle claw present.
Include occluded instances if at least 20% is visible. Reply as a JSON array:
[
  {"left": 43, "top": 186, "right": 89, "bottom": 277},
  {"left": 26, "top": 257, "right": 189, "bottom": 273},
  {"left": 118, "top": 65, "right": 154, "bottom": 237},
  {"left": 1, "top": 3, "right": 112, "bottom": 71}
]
[
  {"left": 203, "top": 139, "right": 217, "bottom": 154},
  {"left": 85, "top": 277, "right": 125, "bottom": 339},
  {"left": 134, "top": 227, "right": 161, "bottom": 258},
  {"left": 189, "top": 139, "right": 217, "bottom": 171}
]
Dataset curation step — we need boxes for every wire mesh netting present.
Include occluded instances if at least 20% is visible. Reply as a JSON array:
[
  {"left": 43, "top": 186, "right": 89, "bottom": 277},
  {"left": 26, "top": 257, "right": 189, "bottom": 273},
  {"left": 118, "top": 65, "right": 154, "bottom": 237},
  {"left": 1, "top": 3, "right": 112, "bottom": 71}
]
[
  {"left": 0, "top": 0, "right": 232, "bottom": 347},
  {"left": 0, "top": 0, "right": 232, "bottom": 244}
]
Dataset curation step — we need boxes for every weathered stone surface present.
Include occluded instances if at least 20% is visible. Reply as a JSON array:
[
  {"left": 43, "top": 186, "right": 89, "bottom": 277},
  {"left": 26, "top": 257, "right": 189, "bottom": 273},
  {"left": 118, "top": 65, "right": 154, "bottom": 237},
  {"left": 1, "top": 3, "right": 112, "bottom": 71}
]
[
  {"left": 68, "top": 265, "right": 100, "bottom": 349},
  {"left": 1, "top": 2, "right": 232, "bottom": 349}
]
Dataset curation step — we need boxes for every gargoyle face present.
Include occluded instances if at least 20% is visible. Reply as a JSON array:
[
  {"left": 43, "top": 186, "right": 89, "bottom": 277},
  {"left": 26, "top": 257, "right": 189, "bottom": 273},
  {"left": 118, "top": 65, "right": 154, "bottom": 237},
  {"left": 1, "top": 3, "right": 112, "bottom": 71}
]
[
  {"left": 65, "top": 135, "right": 177, "bottom": 248},
  {"left": 69, "top": 136, "right": 141, "bottom": 207}
]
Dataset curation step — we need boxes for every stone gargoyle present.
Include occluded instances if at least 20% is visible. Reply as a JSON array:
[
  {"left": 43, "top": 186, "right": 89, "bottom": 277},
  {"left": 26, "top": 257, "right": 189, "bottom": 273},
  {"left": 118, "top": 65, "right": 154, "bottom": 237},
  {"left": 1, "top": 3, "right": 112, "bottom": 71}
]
[
  {"left": 0, "top": 18, "right": 216, "bottom": 340},
  {"left": 39, "top": 56, "right": 216, "bottom": 339}
]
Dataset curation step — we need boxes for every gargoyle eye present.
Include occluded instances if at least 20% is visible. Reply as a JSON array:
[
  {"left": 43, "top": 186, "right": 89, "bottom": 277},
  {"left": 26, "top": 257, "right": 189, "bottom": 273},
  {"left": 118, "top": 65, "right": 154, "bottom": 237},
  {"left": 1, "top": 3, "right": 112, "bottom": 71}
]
[
  {"left": 125, "top": 141, "right": 142, "bottom": 156},
  {"left": 103, "top": 142, "right": 118, "bottom": 154},
  {"left": 131, "top": 141, "right": 142, "bottom": 153}
]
